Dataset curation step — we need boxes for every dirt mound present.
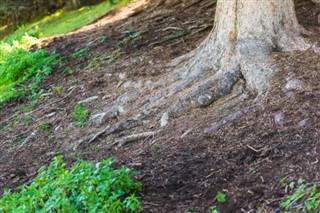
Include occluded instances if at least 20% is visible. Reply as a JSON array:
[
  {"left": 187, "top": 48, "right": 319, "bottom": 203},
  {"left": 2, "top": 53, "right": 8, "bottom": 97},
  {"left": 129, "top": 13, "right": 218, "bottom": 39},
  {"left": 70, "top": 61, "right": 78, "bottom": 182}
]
[{"left": 0, "top": 0, "right": 319, "bottom": 212}]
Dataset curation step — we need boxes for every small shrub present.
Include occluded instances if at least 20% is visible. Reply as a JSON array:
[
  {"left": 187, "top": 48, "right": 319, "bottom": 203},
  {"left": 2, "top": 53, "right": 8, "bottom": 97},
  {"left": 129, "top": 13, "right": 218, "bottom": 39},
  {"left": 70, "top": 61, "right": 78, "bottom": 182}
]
[
  {"left": 0, "top": 156, "right": 142, "bottom": 212},
  {"left": 0, "top": 35, "right": 59, "bottom": 103},
  {"left": 73, "top": 104, "right": 89, "bottom": 127}
]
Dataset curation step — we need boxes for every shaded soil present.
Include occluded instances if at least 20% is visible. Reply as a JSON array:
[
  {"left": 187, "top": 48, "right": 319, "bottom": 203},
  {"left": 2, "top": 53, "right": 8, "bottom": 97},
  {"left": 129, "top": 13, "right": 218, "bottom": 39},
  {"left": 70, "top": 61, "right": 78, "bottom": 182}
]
[{"left": 0, "top": 0, "right": 320, "bottom": 212}]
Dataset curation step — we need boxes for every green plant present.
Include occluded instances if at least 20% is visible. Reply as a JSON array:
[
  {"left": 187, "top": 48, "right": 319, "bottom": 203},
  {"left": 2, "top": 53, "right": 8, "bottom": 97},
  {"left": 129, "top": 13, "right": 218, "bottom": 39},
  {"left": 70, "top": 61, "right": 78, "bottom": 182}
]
[
  {"left": 216, "top": 192, "right": 226, "bottom": 203},
  {"left": 72, "top": 46, "right": 90, "bottom": 58},
  {"left": 20, "top": 103, "right": 37, "bottom": 112},
  {"left": 121, "top": 26, "right": 148, "bottom": 45},
  {"left": 0, "top": 156, "right": 142, "bottom": 212},
  {"left": 210, "top": 209, "right": 220, "bottom": 213},
  {"left": 0, "top": 35, "right": 59, "bottom": 103},
  {"left": 21, "top": 115, "right": 33, "bottom": 123},
  {"left": 248, "top": 167, "right": 257, "bottom": 174},
  {"left": 39, "top": 123, "right": 51, "bottom": 130},
  {"left": 280, "top": 179, "right": 320, "bottom": 212},
  {"left": 164, "top": 30, "right": 191, "bottom": 40},
  {"left": 73, "top": 104, "right": 89, "bottom": 127},
  {"left": 2, "top": 123, "right": 13, "bottom": 131}
]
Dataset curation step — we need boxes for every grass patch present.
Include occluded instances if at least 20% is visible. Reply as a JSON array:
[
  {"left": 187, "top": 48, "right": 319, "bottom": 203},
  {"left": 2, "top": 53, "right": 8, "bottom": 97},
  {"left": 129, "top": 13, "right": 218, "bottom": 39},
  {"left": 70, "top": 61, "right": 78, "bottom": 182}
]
[
  {"left": 4, "top": 0, "right": 133, "bottom": 41},
  {"left": 0, "top": 156, "right": 142, "bottom": 212}
]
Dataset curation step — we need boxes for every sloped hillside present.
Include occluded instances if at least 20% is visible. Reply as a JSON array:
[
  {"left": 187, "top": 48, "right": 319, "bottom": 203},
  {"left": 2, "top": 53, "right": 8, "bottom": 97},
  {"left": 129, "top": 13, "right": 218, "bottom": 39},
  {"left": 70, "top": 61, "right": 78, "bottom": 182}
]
[{"left": 0, "top": 0, "right": 320, "bottom": 212}]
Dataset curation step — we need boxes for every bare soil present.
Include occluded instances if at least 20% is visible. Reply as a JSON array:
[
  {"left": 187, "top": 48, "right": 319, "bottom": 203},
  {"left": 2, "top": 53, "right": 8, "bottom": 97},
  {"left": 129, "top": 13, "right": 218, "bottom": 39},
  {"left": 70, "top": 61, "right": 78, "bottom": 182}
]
[{"left": 0, "top": 0, "right": 320, "bottom": 212}]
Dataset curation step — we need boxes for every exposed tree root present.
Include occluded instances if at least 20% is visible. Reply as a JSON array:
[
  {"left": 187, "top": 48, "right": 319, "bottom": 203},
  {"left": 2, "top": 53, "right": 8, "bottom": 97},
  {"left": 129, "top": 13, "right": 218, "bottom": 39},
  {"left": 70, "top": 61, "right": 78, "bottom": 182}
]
[
  {"left": 17, "top": 130, "right": 38, "bottom": 149},
  {"left": 204, "top": 105, "right": 254, "bottom": 135},
  {"left": 65, "top": 118, "right": 142, "bottom": 151},
  {"left": 63, "top": 0, "right": 311, "bottom": 148},
  {"left": 108, "top": 131, "right": 157, "bottom": 148}
]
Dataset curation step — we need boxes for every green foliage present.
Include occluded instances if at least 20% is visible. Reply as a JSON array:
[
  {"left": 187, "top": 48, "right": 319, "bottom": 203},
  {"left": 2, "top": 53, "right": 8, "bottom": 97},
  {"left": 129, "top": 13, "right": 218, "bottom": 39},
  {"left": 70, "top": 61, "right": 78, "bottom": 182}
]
[
  {"left": 164, "top": 30, "right": 191, "bottom": 40},
  {"left": 21, "top": 115, "right": 33, "bottom": 124},
  {"left": 210, "top": 209, "right": 220, "bottom": 213},
  {"left": 120, "top": 26, "right": 147, "bottom": 45},
  {"left": 248, "top": 167, "right": 257, "bottom": 174},
  {"left": 39, "top": 123, "right": 51, "bottom": 131},
  {"left": 73, "top": 104, "right": 89, "bottom": 127},
  {"left": 0, "top": 35, "right": 59, "bottom": 103},
  {"left": 280, "top": 179, "right": 320, "bottom": 212},
  {"left": 216, "top": 192, "right": 226, "bottom": 203},
  {"left": 72, "top": 47, "right": 90, "bottom": 58},
  {"left": 0, "top": 156, "right": 142, "bottom": 212}
]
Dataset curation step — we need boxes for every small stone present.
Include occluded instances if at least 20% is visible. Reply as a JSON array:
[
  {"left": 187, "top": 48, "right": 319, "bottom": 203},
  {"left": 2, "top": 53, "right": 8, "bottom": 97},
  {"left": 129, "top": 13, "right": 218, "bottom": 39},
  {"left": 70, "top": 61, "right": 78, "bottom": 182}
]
[
  {"left": 123, "top": 81, "right": 132, "bottom": 88},
  {"left": 285, "top": 79, "right": 305, "bottom": 92},
  {"left": 298, "top": 119, "right": 308, "bottom": 128},
  {"left": 117, "top": 106, "right": 126, "bottom": 115},
  {"left": 55, "top": 125, "right": 62, "bottom": 132},
  {"left": 102, "top": 94, "right": 114, "bottom": 100},
  {"left": 67, "top": 122, "right": 76, "bottom": 130},
  {"left": 134, "top": 80, "right": 142, "bottom": 89},
  {"left": 314, "top": 46, "right": 320, "bottom": 55},
  {"left": 197, "top": 93, "right": 214, "bottom": 107},
  {"left": 160, "top": 112, "right": 170, "bottom": 127},
  {"left": 46, "top": 112, "right": 56, "bottom": 118},
  {"left": 274, "top": 112, "right": 284, "bottom": 125},
  {"left": 119, "top": 73, "right": 126, "bottom": 79},
  {"left": 77, "top": 96, "right": 99, "bottom": 105}
]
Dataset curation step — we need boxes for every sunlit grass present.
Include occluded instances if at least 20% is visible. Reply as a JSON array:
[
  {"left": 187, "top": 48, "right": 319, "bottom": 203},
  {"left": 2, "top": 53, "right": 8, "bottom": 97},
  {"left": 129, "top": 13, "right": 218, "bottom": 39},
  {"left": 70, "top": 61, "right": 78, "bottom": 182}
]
[{"left": 4, "top": 0, "right": 132, "bottom": 42}]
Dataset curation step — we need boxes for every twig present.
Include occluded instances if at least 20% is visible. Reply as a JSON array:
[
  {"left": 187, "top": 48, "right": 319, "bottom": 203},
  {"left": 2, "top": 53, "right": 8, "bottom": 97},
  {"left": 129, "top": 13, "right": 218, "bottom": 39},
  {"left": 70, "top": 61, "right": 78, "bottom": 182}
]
[
  {"left": 246, "top": 144, "right": 263, "bottom": 153},
  {"left": 156, "top": 26, "right": 183, "bottom": 32},
  {"left": 190, "top": 25, "right": 212, "bottom": 36}
]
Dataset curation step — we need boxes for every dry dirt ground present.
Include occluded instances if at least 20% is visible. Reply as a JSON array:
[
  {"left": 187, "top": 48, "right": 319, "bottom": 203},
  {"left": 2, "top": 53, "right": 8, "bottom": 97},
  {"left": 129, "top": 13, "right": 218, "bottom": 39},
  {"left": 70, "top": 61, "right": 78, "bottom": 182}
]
[{"left": 0, "top": 0, "right": 320, "bottom": 212}]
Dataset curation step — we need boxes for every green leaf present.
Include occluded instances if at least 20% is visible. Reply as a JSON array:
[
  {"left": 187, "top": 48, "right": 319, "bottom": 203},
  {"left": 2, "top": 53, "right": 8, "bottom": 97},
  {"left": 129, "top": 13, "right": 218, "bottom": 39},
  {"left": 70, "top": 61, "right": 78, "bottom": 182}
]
[{"left": 216, "top": 192, "right": 226, "bottom": 203}]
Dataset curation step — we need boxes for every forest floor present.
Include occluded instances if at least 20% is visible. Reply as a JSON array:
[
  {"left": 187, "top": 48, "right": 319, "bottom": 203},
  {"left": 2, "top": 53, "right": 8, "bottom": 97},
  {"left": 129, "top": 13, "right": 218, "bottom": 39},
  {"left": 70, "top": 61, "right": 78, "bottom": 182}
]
[{"left": 1, "top": 0, "right": 320, "bottom": 212}]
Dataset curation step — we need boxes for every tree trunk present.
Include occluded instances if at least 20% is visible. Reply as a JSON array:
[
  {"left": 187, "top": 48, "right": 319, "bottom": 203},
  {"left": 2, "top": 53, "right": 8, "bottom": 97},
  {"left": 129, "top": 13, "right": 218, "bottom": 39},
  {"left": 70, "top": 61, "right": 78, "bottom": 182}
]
[
  {"left": 157, "top": 0, "right": 308, "bottom": 111},
  {"left": 195, "top": 0, "right": 307, "bottom": 92},
  {"left": 106, "top": 0, "right": 309, "bottom": 123}
]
